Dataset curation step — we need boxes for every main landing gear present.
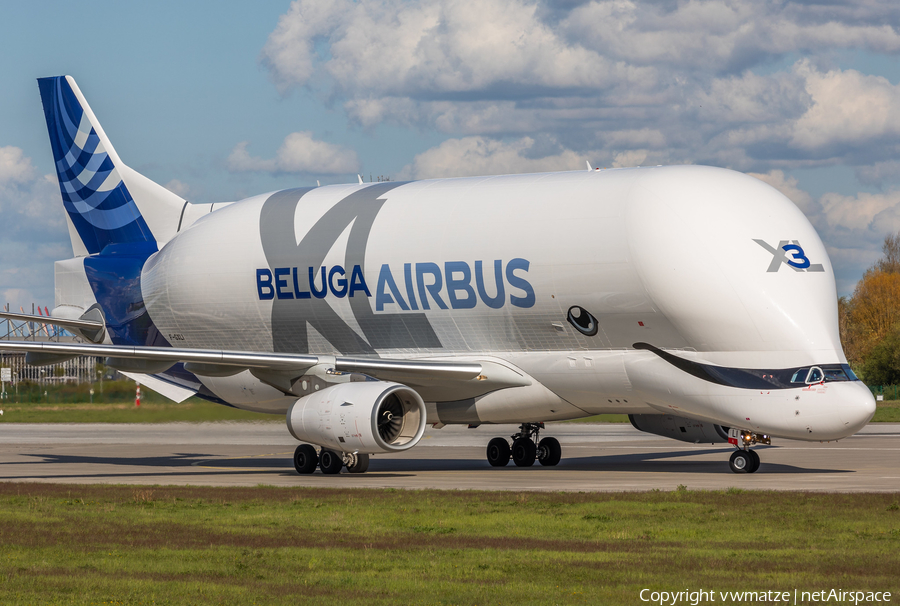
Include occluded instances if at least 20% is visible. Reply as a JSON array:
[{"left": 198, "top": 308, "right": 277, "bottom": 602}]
[
  {"left": 486, "top": 423, "right": 562, "bottom": 468},
  {"left": 727, "top": 429, "right": 770, "bottom": 474},
  {"left": 293, "top": 444, "right": 370, "bottom": 475}
]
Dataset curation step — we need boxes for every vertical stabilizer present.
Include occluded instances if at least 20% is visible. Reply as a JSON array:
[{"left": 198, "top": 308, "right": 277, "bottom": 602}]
[{"left": 37, "top": 76, "right": 184, "bottom": 256}]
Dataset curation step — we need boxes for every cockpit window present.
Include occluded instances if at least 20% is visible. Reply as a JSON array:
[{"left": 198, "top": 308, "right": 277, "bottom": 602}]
[
  {"left": 842, "top": 364, "right": 860, "bottom": 381},
  {"left": 807, "top": 367, "right": 823, "bottom": 383},
  {"left": 791, "top": 368, "right": 810, "bottom": 384},
  {"left": 823, "top": 367, "right": 849, "bottom": 382}
]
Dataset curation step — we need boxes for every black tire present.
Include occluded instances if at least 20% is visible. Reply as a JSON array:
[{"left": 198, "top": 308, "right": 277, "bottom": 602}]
[
  {"left": 747, "top": 449, "right": 760, "bottom": 474},
  {"left": 293, "top": 444, "right": 318, "bottom": 475},
  {"left": 538, "top": 437, "right": 562, "bottom": 466},
  {"left": 487, "top": 438, "right": 510, "bottom": 467},
  {"left": 347, "top": 453, "right": 370, "bottom": 474},
  {"left": 729, "top": 450, "right": 751, "bottom": 474},
  {"left": 512, "top": 437, "right": 536, "bottom": 467},
  {"left": 319, "top": 449, "right": 344, "bottom": 474}
]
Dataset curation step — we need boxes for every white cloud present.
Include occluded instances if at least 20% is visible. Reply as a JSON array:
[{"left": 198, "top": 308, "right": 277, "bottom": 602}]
[
  {"left": 791, "top": 62, "right": 900, "bottom": 151},
  {"left": 398, "top": 136, "right": 587, "bottom": 179},
  {"left": 260, "top": 1, "right": 900, "bottom": 176},
  {"left": 226, "top": 132, "right": 360, "bottom": 175},
  {"left": 0, "top": 146, "right": 70, "bottom": 310},
  {"left": 0, "top": 146, "right": 36, "bottom": 186},
  {"left": 611, "top": 149, "right": 648, "bottom": 168},
  {"left": 263, "top": 0, "right": 625, "bottom": 96},
  {"left": 564, "top": 1, "right": 900, "bottom": 72},
  {"left": 164, "top": 179, "right": 191, "bottom": 198}
]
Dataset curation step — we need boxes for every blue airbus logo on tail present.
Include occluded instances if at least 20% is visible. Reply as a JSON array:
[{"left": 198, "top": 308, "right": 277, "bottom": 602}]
[{"left": 37, "top": 76, "right": 155, "bottom": 255}]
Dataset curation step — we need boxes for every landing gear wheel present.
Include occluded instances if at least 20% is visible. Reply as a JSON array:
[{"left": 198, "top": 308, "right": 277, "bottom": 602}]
[
  {"left": 293, "top": 444, "right": 318, "bottom": 475},
  {"left": 487, "top": 438, "right": 511, "bottom": 467},
  {"left": 747, "top": 449, "right": 760, "bottom": 474},
  {"left": 346, "top": 453, "right": 370, "bottom": 474},
  {"left": 319, "top": 449, "right": 343, "bottom": 474},
  {"left": 512, "top": 438, "right": 537, "bottom": 467},
  {"left": 538, "top": 437, "right": 562, "bottom": 467},
  {"left": 729, "top": 450, "right": 752, "bottom": 474}
]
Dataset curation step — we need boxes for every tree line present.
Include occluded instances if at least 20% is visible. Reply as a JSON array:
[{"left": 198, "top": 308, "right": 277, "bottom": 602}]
[{"left": 839, "top": 233, "right": 900, "bottom": 384}]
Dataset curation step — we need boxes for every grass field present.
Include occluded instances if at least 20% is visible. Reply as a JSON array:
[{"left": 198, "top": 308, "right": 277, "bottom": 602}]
[
  {"left": 0, "top": 483, "right": 896, "bottom": 604},
  {"left": 871, "top": 399, "right": 900, "bottom": 422}
]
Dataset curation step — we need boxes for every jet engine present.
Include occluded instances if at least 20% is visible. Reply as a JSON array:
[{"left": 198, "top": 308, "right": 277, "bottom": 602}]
[
  {"left": 286, "top": 381, "right": 427, "bottom": 454},
  {"left": 629, "top": 414, "right": 729, "bottom": 444}
]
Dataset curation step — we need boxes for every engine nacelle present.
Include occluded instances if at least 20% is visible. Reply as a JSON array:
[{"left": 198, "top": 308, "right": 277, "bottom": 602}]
[
  {"left": 286, "top": 381, "right": 426, "bottom": 454},
  {"left": 629, "top": 414, "right": 729, "bottom": 444}
]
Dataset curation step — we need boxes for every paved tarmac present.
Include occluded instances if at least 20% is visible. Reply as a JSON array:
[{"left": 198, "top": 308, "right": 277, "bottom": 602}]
[{"left": 0, "top": 422, "right": 897, "bottom": 492}]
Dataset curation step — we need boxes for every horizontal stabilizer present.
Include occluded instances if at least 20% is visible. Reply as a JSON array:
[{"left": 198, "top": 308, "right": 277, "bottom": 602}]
[
  {"left": 0, "top": 310, "right": 105, "bottom": 344},
  {"left": 0, "top": 311, "right": 103, "bottom": 332}
]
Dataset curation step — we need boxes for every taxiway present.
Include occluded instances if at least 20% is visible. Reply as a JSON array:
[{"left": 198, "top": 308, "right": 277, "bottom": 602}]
[{"left": 0, "top": 422, "right": 897, "bottom": 492}]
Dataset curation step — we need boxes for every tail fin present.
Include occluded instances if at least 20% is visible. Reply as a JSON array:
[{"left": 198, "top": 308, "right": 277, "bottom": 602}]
[{"left": 37, "top": 76, "right": 184, "bottom": 256}]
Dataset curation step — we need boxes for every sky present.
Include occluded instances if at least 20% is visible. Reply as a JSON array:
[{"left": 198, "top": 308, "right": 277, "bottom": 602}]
[{"left": 2, "top": 0, "right": 900, "bottom": 310}]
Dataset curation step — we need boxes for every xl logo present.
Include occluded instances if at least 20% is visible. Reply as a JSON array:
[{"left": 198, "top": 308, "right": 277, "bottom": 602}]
[{"left": 753, "top": 239, "right": 825, "bottom": 273}]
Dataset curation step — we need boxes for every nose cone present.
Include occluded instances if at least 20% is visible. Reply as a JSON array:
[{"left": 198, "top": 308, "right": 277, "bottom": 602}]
[{"left": 837, "top": 381, "right": 877, "bottom": 436}]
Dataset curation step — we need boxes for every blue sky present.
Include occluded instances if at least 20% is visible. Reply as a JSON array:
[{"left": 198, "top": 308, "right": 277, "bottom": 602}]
[{"left": 2, "top": 0, "right": 900, "bottom": 309}]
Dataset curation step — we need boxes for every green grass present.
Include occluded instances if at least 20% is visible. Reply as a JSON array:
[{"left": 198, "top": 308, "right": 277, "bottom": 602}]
[
  {"left": 0, "top": 484, "right": 896, "bottom": 604},
  {"left": 873, "top": 399, "right": 900, "bottom": 422},
  {"left": 559, "top": 414, "right": 630, "bottom": 423}
]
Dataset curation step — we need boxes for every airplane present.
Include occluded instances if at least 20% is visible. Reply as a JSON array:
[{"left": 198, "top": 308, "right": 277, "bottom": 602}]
[{"left": 0, "top": 75, "right": 876, "bottom": 476}]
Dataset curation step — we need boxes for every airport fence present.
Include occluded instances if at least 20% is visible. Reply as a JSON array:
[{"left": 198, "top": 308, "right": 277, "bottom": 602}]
[
  {"left": 868, "top": 385, "right": 900, "bottom": 401},
  {"left": 0, "top": 379, "right": 165, "bottom": 405}
]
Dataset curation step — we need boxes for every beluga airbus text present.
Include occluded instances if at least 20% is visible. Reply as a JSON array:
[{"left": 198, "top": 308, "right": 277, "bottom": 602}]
[{"left": 2, "top": 75, "right": 875, "bottom": 476}]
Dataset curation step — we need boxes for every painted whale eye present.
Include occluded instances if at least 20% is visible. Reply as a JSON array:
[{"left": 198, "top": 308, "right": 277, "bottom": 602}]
[{"left": 567, "top": 306, "right": 598, "bottom": 336}]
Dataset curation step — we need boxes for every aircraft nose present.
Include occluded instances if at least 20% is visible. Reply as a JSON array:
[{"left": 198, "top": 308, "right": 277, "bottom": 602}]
[{"left": 837, "top": 381, "right": 877, "bottom": 434}]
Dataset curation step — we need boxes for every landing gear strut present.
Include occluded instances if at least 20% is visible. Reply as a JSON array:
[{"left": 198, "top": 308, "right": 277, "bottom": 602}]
[
  {"left": 486, "top": 423, "right": 562, "bottom": 468},
  {"left": 292, "top": 444, "right": 371, "bottom": 475},
  {"left": 727, "top": 429, "right": 769, "bottom": 474}
]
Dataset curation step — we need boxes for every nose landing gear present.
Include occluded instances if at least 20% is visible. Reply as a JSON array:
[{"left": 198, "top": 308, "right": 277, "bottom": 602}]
[
  {"left": 729, "top": 449, "right": 760, "bottom": 473},
  {"left": 727, "top": 429, "right": 770, "bottom": 474},
  {"left": 485, "top": 423, "right": 562, "bottom": 468}
]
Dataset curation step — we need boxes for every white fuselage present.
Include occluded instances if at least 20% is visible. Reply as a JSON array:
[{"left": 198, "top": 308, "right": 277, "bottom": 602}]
[{"left": 124, "top": 165, "right": 873, "bottom": 441}]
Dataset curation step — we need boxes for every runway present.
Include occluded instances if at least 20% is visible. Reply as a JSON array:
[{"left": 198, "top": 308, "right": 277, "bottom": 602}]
[{"left": 0, "top": 422, "right": 897, "bottom": 492}]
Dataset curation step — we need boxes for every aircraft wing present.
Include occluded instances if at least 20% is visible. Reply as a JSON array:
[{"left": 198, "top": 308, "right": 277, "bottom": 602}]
[
  {"left": 0, "top": 340, "right": 523, "bottom": 401},
  {"left": 0, "top": 340, "right": 318, "bottom": 371}
]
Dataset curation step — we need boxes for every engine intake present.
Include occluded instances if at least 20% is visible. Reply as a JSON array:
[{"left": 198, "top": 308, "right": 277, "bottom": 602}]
[
  {"left": 629, "top": 414, "right": 729, "bottom": 444},
  {"left": 287, "top": 381, "right": 426, "bottom": 454}
]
